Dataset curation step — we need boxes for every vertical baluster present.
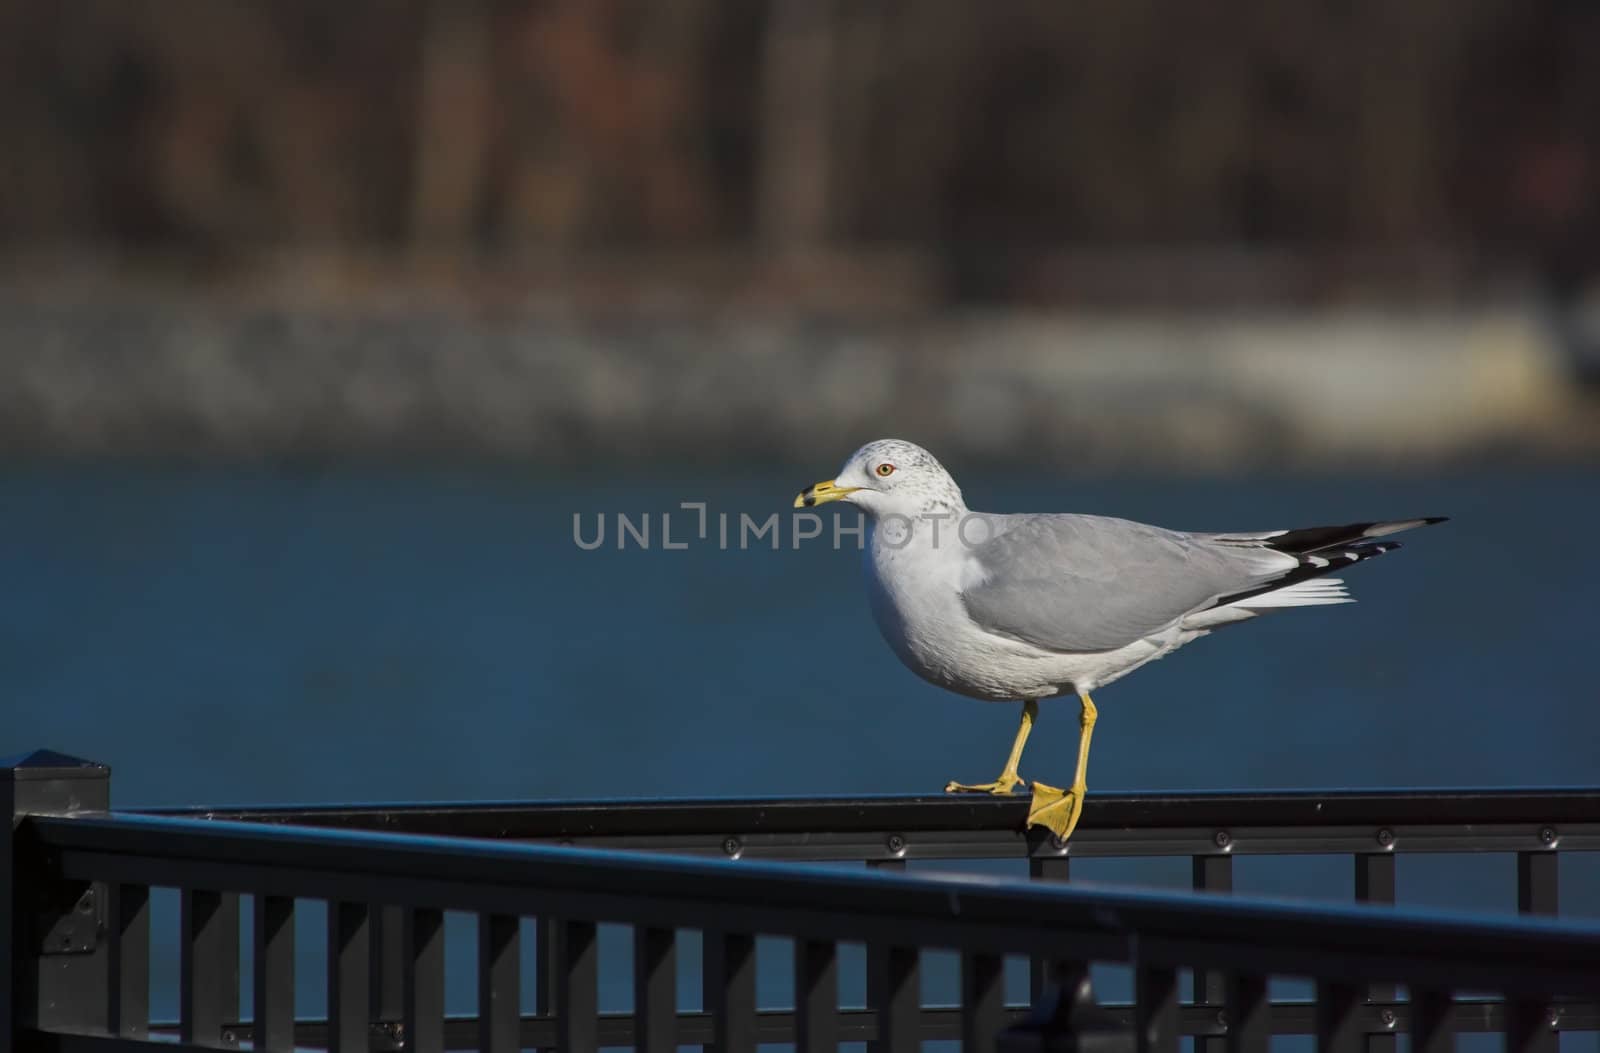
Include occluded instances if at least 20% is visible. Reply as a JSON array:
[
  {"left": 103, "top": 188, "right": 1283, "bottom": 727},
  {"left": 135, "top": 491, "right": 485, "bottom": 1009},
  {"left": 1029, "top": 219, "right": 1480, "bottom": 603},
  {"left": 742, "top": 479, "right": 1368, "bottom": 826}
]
[
  {"left": 1515, "top": 849, "right": 1558, "bottom": 1053},
  {"left": 535, "top": 918, "right": 559, "bottom": 1053},
  {"left": 1517, "top": 850, "right": 1558, "bottom": 915},
  {"left": 181, "top": 890, "right": 240, "bottom": 1046},
  {"left": 1135, "top": 964, "right": 1179, "bottom": 1053},
  {"left": 370, "top": 906, "right": 404, "bottom": 1030},
  {"left": 1355, "top": 851, "right": 1396, "bottom": 909},
  {"left": 108, "top": 884, "right": 149, "bottom": 1039},
  {"left": 1193, "top": 857, "right": 1232, "bottom": 1053},
  {"left": 219, "top": 896, "right": 240, "bottom": 1030},
  {"left": 252, "top": 896, "right": 295, "bottom": 1052},
  {"left": 403, "top": 908, "right": 445, "bottom": 1053},
  {"left": 477, "top": 914, "right": 521, "bottom": 1053},
  {"left": 866, "top": 857, "right": 906, "bottom": 1053},
  {"left": 797, "top": 939, "right": 839, "bottom": 1052},
  {"left": 1355, "top": 853, "right": 1397, "bottom": 1053},
  {"left": 961, "top": 952, "right": 1004, "bottom": 1053},
  {"left": 1029, "top": 857, "right": 1070, "bottom": 881},
  {"left": 557, "top": 920, "right": 598, "bottom": 1053},
  {"left": 873, "top": 945, "right": 920, "bottom": 1053},
  {"left": 328, "top": 901, "right": 372, "bottom": 1053},
  {"left": 705, "top": 930, "right": 756, "bottom": 1053},
  {"left": 1028, "top": 856, "right": 1080, "bottom": 1007},
  {"left": 635, "top": 926, "right": 677, "bottom": 1053},
  {"left": 1225, "top": 973, "right": 1268, "bottom": 1053},
  {"left": 1409, "top": 988, "right": 1452, "bottom": 1053},
  {"left": 219, "top": 893, "right": 241, "bottom": 1039},
  {"left": 1316, "top": 981, "right": 1362, "bottom": 1053}
]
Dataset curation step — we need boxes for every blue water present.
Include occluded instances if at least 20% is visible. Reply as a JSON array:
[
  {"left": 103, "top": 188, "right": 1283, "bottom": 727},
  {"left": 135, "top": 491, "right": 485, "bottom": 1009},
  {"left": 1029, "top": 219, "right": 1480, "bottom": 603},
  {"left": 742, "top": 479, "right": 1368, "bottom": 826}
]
[{"left": 4, "top": 465, "right": 1599, "bottom": 1027}]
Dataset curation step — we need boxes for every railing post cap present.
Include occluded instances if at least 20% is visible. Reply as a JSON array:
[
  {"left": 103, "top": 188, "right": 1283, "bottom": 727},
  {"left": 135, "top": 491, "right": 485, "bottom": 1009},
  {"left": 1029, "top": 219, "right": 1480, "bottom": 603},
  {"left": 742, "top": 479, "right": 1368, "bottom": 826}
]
[{"left": 0, "top": 748, "right": 110, "bottom": 781}]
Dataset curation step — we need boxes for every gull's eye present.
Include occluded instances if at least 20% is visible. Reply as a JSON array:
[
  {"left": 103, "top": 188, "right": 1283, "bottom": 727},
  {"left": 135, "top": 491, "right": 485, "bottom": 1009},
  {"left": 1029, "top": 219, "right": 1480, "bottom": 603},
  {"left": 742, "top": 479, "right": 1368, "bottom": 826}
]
[{"left": 876, "top": 463, "right": 896, "bottom": 477}]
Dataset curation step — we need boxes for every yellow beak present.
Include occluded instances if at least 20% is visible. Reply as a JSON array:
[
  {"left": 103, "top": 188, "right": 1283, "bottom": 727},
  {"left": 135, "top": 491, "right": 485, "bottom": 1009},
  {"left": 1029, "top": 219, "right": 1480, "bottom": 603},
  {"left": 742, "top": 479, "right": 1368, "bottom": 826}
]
[{"left": 794, "top": 478, "right": 860, "bottom": 508}]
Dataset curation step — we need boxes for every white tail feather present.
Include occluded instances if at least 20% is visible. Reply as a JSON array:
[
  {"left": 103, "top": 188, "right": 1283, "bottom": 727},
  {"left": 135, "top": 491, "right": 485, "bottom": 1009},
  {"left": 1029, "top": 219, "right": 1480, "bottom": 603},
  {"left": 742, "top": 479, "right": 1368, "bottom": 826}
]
[
  {"left": 1235, "top": 578, "right": 1353, "bottom": 608},
  {"left": 1180, "top": 578, "right": 1352, "bottom": 632}
]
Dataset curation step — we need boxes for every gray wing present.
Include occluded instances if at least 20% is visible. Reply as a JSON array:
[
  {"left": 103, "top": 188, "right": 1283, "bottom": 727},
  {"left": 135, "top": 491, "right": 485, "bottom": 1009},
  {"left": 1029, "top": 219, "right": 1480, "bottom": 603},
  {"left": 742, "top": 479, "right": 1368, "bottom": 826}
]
[{"left": 959, "top": 514, "right": 1297, "bottom": 653}]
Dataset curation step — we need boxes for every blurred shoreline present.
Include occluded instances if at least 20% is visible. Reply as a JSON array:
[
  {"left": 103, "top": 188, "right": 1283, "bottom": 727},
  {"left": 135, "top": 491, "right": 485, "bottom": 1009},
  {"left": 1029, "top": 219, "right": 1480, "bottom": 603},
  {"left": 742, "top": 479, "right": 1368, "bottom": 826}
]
[
  {"left": 5, "top": 1, "right": 1597, "bottom": 472},
  {"left": 2, "top": 253, "right": 1596, "bottom": 472}
]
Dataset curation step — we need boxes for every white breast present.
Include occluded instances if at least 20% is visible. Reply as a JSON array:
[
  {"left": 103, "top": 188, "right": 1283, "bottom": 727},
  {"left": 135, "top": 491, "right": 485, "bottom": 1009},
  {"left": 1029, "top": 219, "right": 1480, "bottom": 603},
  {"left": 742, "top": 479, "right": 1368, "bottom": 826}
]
[{"left": 863, "top": 521, "right": 1041, "bottom": 700}]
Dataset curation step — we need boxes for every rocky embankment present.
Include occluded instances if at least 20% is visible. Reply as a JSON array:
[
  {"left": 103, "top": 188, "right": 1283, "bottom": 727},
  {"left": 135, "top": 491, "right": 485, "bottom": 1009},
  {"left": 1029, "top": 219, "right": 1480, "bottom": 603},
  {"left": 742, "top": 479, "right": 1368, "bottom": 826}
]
[{"left": 1, "top": 294, "right": 1593, "bottom": 471}]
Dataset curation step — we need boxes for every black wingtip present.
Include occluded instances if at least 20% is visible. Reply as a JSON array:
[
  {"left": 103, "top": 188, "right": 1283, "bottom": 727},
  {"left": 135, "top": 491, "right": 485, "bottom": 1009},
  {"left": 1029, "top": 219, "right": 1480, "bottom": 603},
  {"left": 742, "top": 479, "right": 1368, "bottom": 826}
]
[
  {"left": 1423, "top": 516, "right": 1449, "bottom": 525},
  {"left": 1209, "top": 537, "right": 1400, "bottom": 610}
]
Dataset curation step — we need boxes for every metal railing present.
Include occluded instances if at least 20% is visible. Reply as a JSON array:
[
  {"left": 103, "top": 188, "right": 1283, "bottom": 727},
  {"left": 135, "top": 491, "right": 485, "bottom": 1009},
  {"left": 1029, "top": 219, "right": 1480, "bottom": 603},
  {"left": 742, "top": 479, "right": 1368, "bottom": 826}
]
[
  {"left": 161, "top": 783, "right": 1600, "bottom": 857},
  {"left": 6, "top": 748, "right": 1600, "bottom": 1053}
]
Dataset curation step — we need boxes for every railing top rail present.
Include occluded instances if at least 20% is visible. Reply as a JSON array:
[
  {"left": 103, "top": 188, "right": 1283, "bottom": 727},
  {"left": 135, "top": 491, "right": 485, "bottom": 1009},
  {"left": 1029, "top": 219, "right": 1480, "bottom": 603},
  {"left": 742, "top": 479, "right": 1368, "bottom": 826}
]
[
  {"left": 129, "top": 787, "right": 1600, "bottom": 858},
  {"left": 24, "top": 810, "right": 1600, "bottom": 997},
  {"left": 138, "top": 786, "right": 1600, "bottom": 829}
]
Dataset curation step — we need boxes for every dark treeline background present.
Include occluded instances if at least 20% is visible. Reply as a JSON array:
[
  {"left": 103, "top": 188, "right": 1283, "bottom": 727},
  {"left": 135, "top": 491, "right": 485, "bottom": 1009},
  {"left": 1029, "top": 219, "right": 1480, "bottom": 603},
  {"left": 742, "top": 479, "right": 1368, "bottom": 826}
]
[{"left": 3, "top": 1, "right": 1596, "bottom": 292}]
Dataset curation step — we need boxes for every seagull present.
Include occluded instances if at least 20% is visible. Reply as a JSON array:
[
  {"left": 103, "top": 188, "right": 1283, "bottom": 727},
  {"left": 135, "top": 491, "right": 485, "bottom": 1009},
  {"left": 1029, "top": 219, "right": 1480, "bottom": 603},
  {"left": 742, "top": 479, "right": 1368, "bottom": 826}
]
[{"left": 794, "top": 438, "right": 1445, "bottom": 842}]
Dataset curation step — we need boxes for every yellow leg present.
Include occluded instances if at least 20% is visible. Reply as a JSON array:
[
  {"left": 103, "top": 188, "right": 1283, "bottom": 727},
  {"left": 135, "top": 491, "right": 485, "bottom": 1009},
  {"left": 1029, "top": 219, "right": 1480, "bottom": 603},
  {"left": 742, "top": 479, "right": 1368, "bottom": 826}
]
[
  {"left": 1027, "top": 692, "right": 1098, "bottom": 840},
  {"left": 945, "top": 699, "right": 1037, "bottom": 795}
]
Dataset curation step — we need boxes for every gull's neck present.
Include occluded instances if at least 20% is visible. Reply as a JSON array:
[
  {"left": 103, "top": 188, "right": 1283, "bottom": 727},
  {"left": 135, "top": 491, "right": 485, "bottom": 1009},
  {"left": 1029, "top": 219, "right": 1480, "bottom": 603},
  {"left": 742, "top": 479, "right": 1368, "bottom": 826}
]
[{"left": 866, "top": 494, "right": 974, "bottom": 557}]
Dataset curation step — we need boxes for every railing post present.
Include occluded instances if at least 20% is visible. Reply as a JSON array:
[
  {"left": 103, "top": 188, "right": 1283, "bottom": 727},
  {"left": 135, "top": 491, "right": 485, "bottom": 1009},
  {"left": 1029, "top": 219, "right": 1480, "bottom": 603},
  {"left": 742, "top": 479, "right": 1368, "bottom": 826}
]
[
  {"left": 1316, "top": 981, "right": 1363, "bottom": 1053},
  {"left": 401, "top": 907, "right": 445, "bottom": 1053},
  {"left": 1512, "top": 850, "right": 1559, "bottom": 1053},
  {"left": 1028, "top": 855, "right": 1087, "bottom": 1011},
  {"left": 1135, "top": 962, "right": 1178, "bottom": 1053},
  {"left": 555, "top": 920, "right": 598, "bottom": 1053},
  {"left": 477, "top": 914, "right": 520, "bottom": 1053},
  {"left": 704, "top": 929, "right": 756, "bottom": 1053},
  {"left": 1355, "top": 853, "right": 1396, "bottom": 1053},
  {"left": 633, "top": 926, "right": 677, "bottom": 1053},
  {"left": 796, "top": 939, "right": 839, "bottom": 1053},
  {"left": 1192, "top": 854, "right": 1232, "bottom": 1053},
  {"left": 872, "top": 944, "right": 920, "bottom": 1053},
  {"left": 1224, "top": 973, "right": 1268, "bottom": 1053},
  {"left": 253, "top": 895, "right": 295, "bottom": 1052},
  {"left": 536, "top": 918, "right": 558, "bottom": 1053},
  {"left": 867, "top": 857, "right": 909, "bottom": 1053},
  {"left": 371, "top": 905, "right": 406, "bottom": 1035},
  {"left": 961, "top": 952, "right": 1004, "bottom": 1053},
  {"left": 2, "top": 750, "right": 113, "bottom": 1043},
  {"left": 181, "top": 889, "right": 241, "bottom": 1046},
  {"left": 328, "top": 901, "right": 372, "bottom": 1053},
  {"left": 1408, "top": 989, "right": 1452, "bottom": 1053},
  {"left": 108, "top": 882, "right": 150, "bottom": 1039}
]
